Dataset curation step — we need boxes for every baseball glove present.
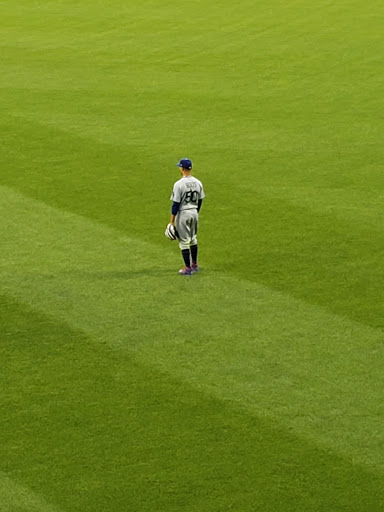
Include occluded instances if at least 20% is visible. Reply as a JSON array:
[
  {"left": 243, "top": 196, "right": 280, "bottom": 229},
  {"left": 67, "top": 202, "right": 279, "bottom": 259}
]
[{"left": 165, "top": 223, "right": 178, "bottom": 240}]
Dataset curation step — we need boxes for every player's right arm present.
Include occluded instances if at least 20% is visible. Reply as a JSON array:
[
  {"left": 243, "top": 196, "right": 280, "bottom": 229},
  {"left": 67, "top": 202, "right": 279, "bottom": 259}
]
[{"left": 169, "top": 201, "right": 180, "bottom": 225}]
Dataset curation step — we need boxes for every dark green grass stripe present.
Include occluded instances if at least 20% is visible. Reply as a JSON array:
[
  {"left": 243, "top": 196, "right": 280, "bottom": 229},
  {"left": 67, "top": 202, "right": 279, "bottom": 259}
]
[
  {"left": 208, "top": 194, "right": 384, "bottom": 330},
  {"left": 1, "top": 294, "right": 383, "bottom": 512}
]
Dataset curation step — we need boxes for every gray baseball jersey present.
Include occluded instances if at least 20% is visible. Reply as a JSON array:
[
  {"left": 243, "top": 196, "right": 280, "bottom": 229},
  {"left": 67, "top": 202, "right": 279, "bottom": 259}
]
[{"left": 170, "top": 176, "right": 205, "bottom": 210}]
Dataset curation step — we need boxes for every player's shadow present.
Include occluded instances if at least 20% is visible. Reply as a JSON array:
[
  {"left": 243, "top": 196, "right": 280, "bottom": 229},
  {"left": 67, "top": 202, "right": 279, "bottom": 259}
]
[
  {"left": 62, "top": 269, "right": 170, "bottom": 280},
  {"left": 90, "top": 270, "right": 163, "bottom": 279}
]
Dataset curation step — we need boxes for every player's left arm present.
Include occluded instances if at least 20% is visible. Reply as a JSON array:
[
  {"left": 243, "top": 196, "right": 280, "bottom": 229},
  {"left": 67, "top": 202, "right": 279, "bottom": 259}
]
[{"left": 198, "top": 182, "right": 205, "bottom": 212}]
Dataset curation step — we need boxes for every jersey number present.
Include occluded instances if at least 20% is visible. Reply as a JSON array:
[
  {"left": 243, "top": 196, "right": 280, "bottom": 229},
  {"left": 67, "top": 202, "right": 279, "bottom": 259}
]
[{"left": 185, "top": 190, "right": 198, "bottom": 203}]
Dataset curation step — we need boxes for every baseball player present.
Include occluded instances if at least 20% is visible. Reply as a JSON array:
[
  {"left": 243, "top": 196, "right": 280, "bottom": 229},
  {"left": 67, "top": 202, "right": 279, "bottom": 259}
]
[{"left": 166, "top": 158, "right": 205, "bottom": 275}]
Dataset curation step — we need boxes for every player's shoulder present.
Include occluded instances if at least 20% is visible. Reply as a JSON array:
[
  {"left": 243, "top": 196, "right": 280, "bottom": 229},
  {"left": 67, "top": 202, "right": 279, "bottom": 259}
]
[
  {"left": 192, "top": 176, "right": 204, "bottom": 187},
  {"left": 173, "top": 177, "right": 185, "bottom": 187}
]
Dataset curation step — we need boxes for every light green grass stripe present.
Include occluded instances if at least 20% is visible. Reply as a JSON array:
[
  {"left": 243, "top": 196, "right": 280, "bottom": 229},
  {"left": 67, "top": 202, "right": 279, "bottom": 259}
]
[
  {"left": 1, "top": 184, "right": 383, "bottom": 470},
  {"left": 0, "top": 473, "right": 62, "bottom": 512}
]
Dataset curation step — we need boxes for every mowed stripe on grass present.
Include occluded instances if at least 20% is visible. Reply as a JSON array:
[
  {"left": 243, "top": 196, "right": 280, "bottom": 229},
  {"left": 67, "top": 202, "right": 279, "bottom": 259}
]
[
  {"left": 1, "top": 184, "right": 383, "bottom": 473},
  {"left": 0, "top": 473, "right": 63, "bottom": 512},
  {"left": 2, "top": 294, "right": 383, "bottom": 512}
]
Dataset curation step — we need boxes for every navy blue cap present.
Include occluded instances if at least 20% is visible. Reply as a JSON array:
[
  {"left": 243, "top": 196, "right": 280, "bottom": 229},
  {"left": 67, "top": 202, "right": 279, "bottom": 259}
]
[{"left": 176, "top": 158, "right": 192, "bottom": 170}]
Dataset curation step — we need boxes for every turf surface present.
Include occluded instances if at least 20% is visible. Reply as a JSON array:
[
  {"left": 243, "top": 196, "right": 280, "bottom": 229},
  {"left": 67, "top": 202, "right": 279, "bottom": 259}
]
[{"left": 1, "top": 0, "right": 383, "bottom": 510}]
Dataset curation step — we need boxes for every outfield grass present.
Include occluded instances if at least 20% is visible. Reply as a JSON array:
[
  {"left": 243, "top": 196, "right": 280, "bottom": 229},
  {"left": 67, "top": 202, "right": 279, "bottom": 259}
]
[{"left": 1, "top": 0, "right": 383, "bottom": 510}]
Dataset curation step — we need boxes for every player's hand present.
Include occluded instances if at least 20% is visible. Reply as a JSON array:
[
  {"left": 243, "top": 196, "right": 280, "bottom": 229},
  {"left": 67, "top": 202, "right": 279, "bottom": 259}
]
[{"left": 165, "top": 223, "right": 178, "bottom": 240}]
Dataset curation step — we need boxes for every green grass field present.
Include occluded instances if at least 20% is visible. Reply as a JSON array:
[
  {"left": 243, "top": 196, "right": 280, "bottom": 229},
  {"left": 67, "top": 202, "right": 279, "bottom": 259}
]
[{"left": 1, "top": 1, "right": 384, "bottom": 510}]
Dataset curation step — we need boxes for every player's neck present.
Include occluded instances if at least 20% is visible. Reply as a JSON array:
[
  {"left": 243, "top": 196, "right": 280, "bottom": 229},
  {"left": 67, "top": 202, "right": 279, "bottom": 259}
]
[{"left": 181, "top": 171, "right": 192, "bottom": 178}]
